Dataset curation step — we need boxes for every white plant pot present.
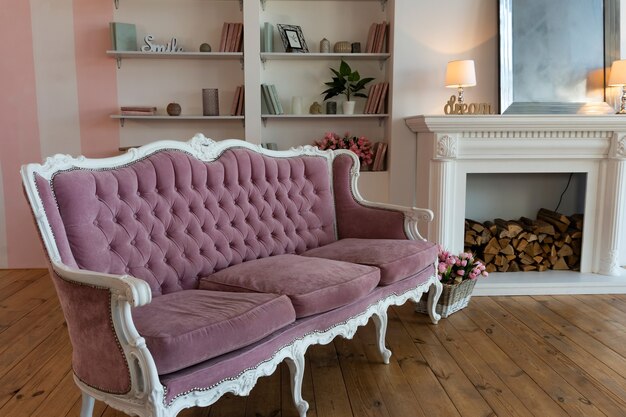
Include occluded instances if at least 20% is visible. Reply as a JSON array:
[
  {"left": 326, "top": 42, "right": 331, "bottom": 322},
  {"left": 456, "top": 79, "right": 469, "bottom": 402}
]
[{"left": 342, "top": 101, "right": 356, "bottom": 115}]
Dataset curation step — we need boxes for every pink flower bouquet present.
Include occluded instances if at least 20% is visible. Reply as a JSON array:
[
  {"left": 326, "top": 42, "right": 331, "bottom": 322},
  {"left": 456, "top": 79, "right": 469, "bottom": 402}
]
[
  {"left": 315, "top": 132, "right": 374, "bottom": 166},
  {"left": 438, "top": 246, "right": 488, "bottom": 285}
]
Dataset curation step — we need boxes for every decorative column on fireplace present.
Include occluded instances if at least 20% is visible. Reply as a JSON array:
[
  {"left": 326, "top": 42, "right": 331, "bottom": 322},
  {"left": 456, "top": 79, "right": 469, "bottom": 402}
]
[{"left": 405, "top": 115, "right": 626, "bottom": 276}]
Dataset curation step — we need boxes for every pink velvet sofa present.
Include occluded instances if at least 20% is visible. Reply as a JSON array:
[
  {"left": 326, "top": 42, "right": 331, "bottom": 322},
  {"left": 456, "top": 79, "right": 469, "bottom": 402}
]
[{"left": 21, "top": 135, "right": 442, "bottom": 417}]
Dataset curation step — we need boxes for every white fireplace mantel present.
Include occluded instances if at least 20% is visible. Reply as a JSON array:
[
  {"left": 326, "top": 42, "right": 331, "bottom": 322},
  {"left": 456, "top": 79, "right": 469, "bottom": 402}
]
[{"left": 405, "top": 115, "right": 626, "bottom": 281}]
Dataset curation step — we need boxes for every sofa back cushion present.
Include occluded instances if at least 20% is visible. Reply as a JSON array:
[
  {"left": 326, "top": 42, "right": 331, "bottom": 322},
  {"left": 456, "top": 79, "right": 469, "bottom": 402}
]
[{"left": 41, "top": 148, "right": 336, "bottom": 295}]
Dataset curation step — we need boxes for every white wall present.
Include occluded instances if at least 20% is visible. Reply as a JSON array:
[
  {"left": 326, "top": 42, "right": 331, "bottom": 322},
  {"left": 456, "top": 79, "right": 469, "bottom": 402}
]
[{"left": 390, "top": 0, "right": 499, "bottom": 207}]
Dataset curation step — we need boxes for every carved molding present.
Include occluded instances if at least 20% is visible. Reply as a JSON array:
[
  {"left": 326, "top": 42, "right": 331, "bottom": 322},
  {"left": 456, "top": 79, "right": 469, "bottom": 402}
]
[
  {"left": 599, "top": 250, "right": 621, "bottom": 276},
  {"left": 610, "top": 133, "right": 626, "bottom": 159},
  {"left": 435, "top": 135, "right": 458, "bottom": 159},
  {"left": 462, "top": 130, "right": 612, "bottom": 139}
]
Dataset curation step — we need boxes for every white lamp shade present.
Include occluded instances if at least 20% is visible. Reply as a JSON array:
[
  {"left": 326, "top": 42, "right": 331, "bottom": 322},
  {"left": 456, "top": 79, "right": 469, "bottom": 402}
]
[
  {"left": 609, "top": 60, "right": 626, "bottom": 86},
  {"left": 445, "top": 60, "right": 476, "bottom": 88}
]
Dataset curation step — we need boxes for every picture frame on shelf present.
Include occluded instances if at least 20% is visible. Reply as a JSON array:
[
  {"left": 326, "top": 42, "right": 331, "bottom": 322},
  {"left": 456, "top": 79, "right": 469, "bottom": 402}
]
[{"left": 277, "top": 24, "right": 308, "bottom": 53}]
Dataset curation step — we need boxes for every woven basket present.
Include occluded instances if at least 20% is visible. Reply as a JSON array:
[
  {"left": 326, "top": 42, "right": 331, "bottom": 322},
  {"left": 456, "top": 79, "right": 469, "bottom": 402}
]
[{"left": 415, "top": 279, "right": 477, "bottom": 318}]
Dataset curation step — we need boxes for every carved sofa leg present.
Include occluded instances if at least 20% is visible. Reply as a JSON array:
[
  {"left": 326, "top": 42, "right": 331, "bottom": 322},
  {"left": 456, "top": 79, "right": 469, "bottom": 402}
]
[
  {"left": 285, "top": 355, "right": 309, "bottom": 417},
  {"left": 427, "top": 280, "right": 443, "bottom": 324},
  {"left": 80, "top": 392, "right": 95, "bottom": 417},
  {"left": 371, "top": 311, "right": 392, "bottom": 364}
]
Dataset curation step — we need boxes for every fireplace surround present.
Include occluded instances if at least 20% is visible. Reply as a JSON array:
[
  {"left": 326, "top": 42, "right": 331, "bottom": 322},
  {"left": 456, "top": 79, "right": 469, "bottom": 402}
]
[{"left": 405, "top": 115, "right": 626, "bottom": 285}]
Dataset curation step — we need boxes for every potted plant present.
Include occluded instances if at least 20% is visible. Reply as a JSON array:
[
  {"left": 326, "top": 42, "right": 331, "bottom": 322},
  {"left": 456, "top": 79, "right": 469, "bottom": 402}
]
[
  {"left": 416, "top": 247, "right": 488, "bottom": 318},
  {"left": 321, "top": 59, "right": 374, "bottom": 115}
]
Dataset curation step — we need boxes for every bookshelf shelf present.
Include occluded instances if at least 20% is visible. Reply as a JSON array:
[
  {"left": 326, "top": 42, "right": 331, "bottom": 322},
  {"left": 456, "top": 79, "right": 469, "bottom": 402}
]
[
  {"left": 261, "top": 0, "right": 388, "bottom": 12},
  {"left": 261, "top": 113, "right": 388, "bottom": 127},
  {"left": 260, "top": 52, "right": 390, "bottom": 62},
  {"left": 111, "top": 114, "right": 244, "bottom": 127},
  {"left": 107, "top": 51, "right": 244, "bottom": 68}
]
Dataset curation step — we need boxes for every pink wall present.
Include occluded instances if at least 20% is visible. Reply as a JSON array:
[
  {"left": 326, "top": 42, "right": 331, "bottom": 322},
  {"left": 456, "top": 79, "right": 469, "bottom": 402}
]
[{"left": 0, "top": 1, "right": 119, "bottom": 268}]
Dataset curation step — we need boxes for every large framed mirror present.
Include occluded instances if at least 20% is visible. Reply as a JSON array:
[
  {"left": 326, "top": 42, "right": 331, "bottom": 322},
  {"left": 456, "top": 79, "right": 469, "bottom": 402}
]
[{"left": 499, "top": 0, "right": 620, "bottom": 114}]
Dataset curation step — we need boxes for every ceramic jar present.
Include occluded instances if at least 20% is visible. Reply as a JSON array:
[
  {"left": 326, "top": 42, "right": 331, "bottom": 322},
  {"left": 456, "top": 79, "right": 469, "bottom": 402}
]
[
  {"left": 333, "top": 41, "right": 351, "bottom": 53},
  {"left": 320, "top": 38, "right": 330, "bottom": 53}
]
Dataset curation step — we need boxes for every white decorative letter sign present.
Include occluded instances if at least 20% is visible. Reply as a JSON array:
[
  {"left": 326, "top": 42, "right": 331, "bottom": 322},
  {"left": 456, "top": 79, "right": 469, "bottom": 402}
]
[{"left": 141, "top": 35, "right": 184, "bottom": 53}]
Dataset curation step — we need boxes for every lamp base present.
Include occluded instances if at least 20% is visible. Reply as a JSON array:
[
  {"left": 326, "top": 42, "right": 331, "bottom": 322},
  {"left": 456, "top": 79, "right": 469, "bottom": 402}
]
[{"left": 618, "top": 86, "right": 626, "bottom": 114}]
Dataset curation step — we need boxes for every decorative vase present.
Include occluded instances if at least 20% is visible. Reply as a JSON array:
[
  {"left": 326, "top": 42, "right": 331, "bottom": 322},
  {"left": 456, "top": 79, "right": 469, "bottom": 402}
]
[
  {"left": 333, "top": 41, "right": 351, "bottom": 53},
  {"left": 326, "top": 101, "right": 337, "bottom": 114},
  {"left": 342, "top": 101, "right": 356, "bottom": 115},
  {"left": 202, "top": 88, "right": 219, "bottom": 116},
  {"left": 291, "top": 96, "right": 303, "bottom": 115},
  {"left": 320, "top": 38, "right": 330, "bottom": 53},
  {"left": 415, "top": 279, "right": 477, "bottom": 318},
  {"left": 166, "top": 102, "right": 181, "bottom": 116}
]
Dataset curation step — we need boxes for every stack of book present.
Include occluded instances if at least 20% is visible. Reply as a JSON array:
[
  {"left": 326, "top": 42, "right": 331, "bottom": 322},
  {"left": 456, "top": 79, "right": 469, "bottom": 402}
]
[
  {"left": 230, "top": 85, "right": 245, "bottom": 116},
  {"left": 363, "top": 82, "right": 389, "bottom": 114},
  {"left": 219, "top": 23, "right": 244, "bottom": 52},
  {"left": 365, "top": 21, "right": 388, "bottom": 53},
  {"left": 370, "top": 142, "right": 388, "bottom": 171},
  {"left": 261, "top": 84, "right": 284, "bottom": 115},
  {"left": 120, "top": 106, "right": 156, "bottom": 116},
  {"left": 109, "top": 22, "right": 137, "bottom": 51},
  {"left": 261, "top": 143, "right": 278, "bottom": 150}
]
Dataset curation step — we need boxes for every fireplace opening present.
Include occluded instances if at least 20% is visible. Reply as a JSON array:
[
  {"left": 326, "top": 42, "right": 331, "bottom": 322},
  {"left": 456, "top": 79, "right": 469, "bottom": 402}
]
[{"left": 464, "top": 173, "right": 586, "bottom": 273}]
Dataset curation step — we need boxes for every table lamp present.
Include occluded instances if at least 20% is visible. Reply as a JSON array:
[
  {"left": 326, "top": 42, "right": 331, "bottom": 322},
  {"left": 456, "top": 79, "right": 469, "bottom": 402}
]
[
  {"left": 445, "top": 60, "right": 476, "bottom": 106},
  {"left": 609, "top": 59, "right": 626, "bottom": 114}
]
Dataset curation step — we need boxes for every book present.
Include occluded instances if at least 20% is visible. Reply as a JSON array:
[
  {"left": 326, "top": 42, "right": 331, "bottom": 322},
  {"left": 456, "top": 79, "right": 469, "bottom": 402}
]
[
  {"left": 373, "top": 142, "right": 387, "bottom": 171},
  {"left": 375, "top": 22, "right": 388, "bottom": 53},
  {"left": 120, "top": 110, "right": 155, "bottom": 116},
  {"left": 269, "top": 84, "right": 283, "bottom": 114},
  {"left": 218, "top": 22, "right": 229, "bottom": 52},
  {"left": 376, "top": 82, "right": 389, "bottom": 114},
  {"left": 227, "top": 23, "right": 238, "bottom": 52},
  {"left": 263, "top": 22, "right": 274, "bottom": 53},
  {"left": 234, "top": 23, "right": 244, "bottom": 52},
  {"left": 365, "top": 22, "right": 377, "bottom": 53},
  {"left": 261, "top": 84, "right": 275, "bottom": 114},
  {"left": 370, "top": 142, "right": 380, "bottom": 170},
  {"left": 364, "top": 84, "right": 378, "bottom": 114},
  {"left": 230, "top": 86, "right": 241, "bottom": 116},
  {"left": 367, "top": 83, "right": 382, "bottom": 114},
  {"left": 236, "top": 85, "right": 245, "bottom": 116},
  {"left": 120, "top": 106, "right": 156, "bottom": 112},
  {"left": 110, "top": 22, "right": 137, "bottom": 51}
]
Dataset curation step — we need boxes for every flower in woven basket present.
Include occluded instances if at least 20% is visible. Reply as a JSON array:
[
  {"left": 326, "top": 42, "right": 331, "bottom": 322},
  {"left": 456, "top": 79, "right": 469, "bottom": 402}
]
[
  {"left": 438, "top": 246, "right": 488, "bottom": 285},
  {"left": 314, "top": 132, "right": 374, "bottom": 166}
]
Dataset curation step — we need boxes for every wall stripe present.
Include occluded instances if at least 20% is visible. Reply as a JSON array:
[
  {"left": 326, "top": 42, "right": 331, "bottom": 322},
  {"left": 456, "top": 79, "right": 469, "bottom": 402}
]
[
  {"left": 0, "top": 0, "right": 46, "bottom": 267},
  {"left": 31, "top": 0, "right": 82, "bottom": 158},
  {"left": 0, "top": 168, "right": 8, "bottom": 268},
  {"left": 73, "top": 1, "right": 120, "bottom": 157}
]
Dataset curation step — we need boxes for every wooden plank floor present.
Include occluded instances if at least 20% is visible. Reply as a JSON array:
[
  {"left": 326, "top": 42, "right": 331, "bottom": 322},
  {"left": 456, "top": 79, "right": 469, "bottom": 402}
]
[{"left": 3, "top": 270, "right": 626, "bottom": 417}]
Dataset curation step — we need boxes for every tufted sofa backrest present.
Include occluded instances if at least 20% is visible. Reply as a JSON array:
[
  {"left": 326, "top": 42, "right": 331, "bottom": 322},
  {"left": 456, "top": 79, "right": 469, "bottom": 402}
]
[{"left": 35, "top": 148, "right": 337, "bottom": 296}]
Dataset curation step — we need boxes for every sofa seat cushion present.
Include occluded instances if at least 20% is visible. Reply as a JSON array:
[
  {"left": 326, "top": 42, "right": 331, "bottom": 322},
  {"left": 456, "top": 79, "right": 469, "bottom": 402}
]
[
  {"left": 132, "top": 290, "right": 296, "bottom": 375},
  {"left": 198, "top": 254, "right": 380, "bottom": 318},
  {"left": 302, "top": 238, "right": 437, "bottom": 286}
]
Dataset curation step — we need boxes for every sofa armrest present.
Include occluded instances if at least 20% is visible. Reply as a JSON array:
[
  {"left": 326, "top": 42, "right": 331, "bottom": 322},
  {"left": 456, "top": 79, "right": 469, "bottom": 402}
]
[
  {"left": 332, "top": 152, "right": 434, "bottom": 241},
  {"left": 53, "top": 262, "right": 152, "bottom": 307},
  {"left": 357, "top": 201, "right": 434, "bottom": 241},
  {"left": 50, "top": 262, "right": 163, "bottom": 401}
]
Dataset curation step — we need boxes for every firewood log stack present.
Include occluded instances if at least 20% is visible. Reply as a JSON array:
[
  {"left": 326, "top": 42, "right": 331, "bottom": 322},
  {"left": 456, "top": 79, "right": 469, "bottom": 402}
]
[{"left": 464, "top": 208, "right": 583, "bottom": 273}]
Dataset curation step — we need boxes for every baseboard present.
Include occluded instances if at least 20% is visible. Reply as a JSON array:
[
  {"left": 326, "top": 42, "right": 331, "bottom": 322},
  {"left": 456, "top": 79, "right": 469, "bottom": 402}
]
[{"left": 473, "top": 269, "right": 626, "bottom": 296}]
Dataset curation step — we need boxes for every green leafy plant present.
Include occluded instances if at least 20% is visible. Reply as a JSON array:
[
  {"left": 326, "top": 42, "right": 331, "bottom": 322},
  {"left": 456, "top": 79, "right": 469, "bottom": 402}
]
[{"left": 321, "top": 60, "right": 374, "bottom": 102}]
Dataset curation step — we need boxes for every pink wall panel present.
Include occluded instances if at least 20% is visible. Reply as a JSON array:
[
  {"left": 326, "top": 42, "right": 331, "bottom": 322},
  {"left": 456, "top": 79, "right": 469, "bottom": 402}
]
[
  {"left": 73, "top": 1, "right": 120, "bottom": 158},
  {"left": 0, "top": 1, "right": 46, "bottom": 267}
]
